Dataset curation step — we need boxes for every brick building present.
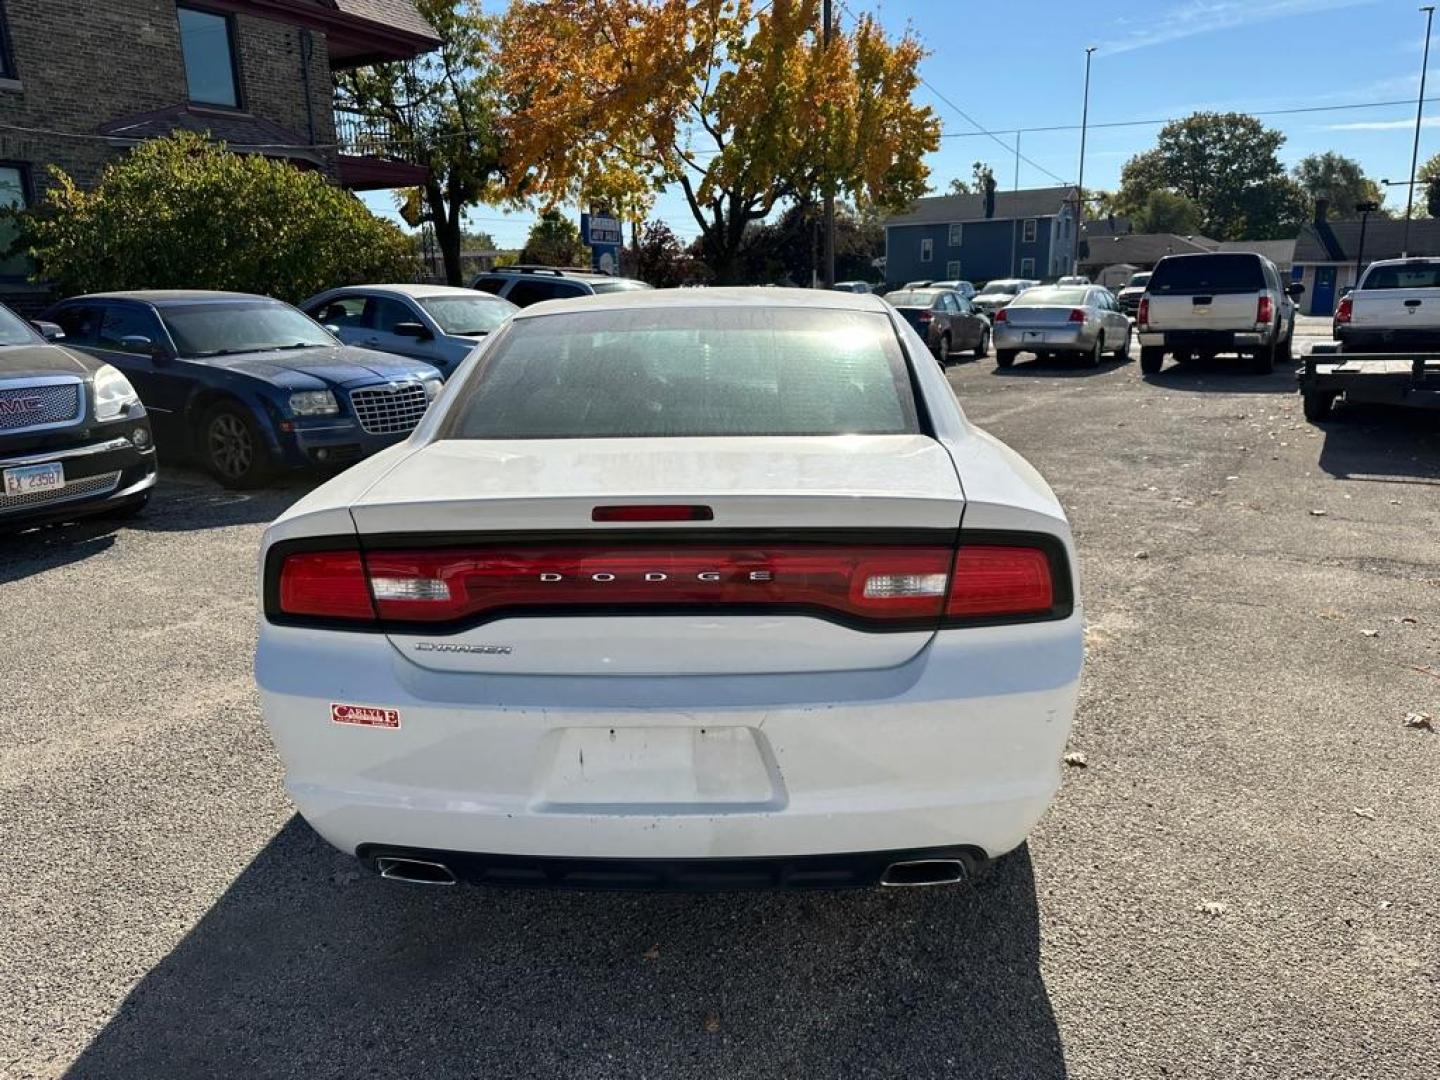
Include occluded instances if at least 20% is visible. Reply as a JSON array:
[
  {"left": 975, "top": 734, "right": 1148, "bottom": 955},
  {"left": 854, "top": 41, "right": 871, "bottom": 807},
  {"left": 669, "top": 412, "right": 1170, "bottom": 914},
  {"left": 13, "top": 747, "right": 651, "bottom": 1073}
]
[{"left": 0, "top": 0, "right": 439, "bottom": 303}]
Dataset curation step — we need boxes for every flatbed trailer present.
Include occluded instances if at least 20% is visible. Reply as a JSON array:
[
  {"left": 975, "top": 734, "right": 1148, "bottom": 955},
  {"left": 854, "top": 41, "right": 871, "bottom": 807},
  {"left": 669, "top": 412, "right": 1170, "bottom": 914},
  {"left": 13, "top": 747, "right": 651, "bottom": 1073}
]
[{"left": 1300, "top": 343, "right": 1440, "bottom": 422}]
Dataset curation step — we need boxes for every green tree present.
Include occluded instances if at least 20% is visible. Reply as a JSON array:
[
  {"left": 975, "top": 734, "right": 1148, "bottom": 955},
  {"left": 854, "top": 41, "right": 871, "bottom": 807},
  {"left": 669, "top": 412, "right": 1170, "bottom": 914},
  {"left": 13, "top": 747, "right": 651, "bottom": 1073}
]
[
  {"left": 1292, "top": 152, "right": 1386, "bottom": 218},
  {"left": 16, "top": 132, "right": 414, "bottom": 302},
  {"left": 1132, "top": 189, "right": 1204, "bottom": 234},
  {"left": 1417, "top": 152, "right": 1440, "bottom": 218},
  {"left": 519, "top": 210, "right": 588, "bottom": 266},
  {"left": 739, "top": 201, "right": 881, "bottom": 285},
  {"left": 337, "top": 1, "right": 508, "bottom": 286},
  {"left": 1113, "top": 112, "right": 1306, "bottom": 239},
  {"left": 947, "top": 177, "right": 971, "bottom": 195}
]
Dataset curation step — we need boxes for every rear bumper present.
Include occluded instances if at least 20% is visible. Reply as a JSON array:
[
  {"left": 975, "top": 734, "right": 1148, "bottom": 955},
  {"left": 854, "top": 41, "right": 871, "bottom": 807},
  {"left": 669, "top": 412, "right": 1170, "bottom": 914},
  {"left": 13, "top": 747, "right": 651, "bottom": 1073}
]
[
  {"left": 1139, "top": 329, "right": 1270, "bottom": 351},
  {"left": 256, "top": 618, "right": 1083, "bottom": 865},
  {"left": 1336, "top": 328, "right": 1440, "bottom": 353},
  {"left": 994, "top": 324, "right": 1096, "bottom": 352}
]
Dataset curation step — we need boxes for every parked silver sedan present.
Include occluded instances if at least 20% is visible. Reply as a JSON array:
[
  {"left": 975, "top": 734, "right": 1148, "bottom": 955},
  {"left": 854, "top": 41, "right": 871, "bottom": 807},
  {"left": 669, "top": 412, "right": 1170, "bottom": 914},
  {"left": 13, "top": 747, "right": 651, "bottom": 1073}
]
[
  {"left": 993, "top": 285, "right": 1132, "bottom": 369},
  {"left": 303, "top": 284, "right": 517, "bottom": 380}
]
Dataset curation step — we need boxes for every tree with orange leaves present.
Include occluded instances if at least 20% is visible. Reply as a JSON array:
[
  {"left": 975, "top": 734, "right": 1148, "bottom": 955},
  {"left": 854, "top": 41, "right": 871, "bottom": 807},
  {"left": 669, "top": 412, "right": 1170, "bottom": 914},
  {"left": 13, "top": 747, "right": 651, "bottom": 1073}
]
[{"left": 499, "top": 0, "right": 938, "bottom": 283}]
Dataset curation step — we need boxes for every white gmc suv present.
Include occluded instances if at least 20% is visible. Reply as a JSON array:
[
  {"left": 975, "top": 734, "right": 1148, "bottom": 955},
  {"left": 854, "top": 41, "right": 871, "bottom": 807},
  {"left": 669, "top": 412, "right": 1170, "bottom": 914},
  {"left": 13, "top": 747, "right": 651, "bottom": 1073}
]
[
  {"left": 254, "top": 289, "right": 1083, "bottom": 891},
  {"left": 1137, "top": 251, "right": 1303, "bottom": 375}
]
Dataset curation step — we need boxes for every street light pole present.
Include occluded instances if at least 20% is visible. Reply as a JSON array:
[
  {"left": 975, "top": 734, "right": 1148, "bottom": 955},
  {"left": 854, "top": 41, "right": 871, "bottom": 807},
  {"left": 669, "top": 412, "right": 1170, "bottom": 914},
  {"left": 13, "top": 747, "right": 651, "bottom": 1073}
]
[
  {"left": 1404, "top": 5, "right": 1435, "bottom": 256},
  {"left": 1074, "top": 47, "right": 1096, "bottom": 276},
  {"left": 821, "top": 0, "right": 835, "bottom": 288},
  {"left": 1355, "top": 200, "right": 1380, "bottom": 284}
]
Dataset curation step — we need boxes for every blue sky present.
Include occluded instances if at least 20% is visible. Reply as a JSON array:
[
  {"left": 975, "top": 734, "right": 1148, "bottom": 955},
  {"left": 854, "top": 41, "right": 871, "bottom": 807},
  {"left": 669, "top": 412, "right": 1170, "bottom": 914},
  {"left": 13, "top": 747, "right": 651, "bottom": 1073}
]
[{"left": 364, "top": 0, "right": 1439, "bottom": 247}]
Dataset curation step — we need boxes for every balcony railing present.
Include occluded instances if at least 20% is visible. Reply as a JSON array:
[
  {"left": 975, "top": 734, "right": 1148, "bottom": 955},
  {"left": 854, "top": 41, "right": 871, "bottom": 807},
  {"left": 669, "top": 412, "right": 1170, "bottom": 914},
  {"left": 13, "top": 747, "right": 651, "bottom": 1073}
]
[{"left": 333, "top": 104, "right": 418, "bottom": 162}]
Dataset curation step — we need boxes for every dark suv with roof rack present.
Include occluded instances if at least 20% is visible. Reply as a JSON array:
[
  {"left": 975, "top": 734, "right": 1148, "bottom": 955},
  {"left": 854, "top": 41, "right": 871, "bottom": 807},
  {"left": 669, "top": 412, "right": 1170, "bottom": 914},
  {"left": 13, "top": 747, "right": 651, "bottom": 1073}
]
[{"left": 470, "top": 266, "right": 653, "bottom": 307}]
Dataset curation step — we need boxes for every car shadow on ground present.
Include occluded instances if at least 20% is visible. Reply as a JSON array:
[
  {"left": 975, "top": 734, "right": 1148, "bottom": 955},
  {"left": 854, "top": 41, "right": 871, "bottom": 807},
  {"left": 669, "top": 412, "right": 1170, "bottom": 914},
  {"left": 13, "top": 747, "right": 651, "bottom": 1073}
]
[
  {"left": 0, "top": 468, "right": 315, "bottom": 583},
  {"left": 1314, "top": 403, "right": 1440, "bottom": 485},
  {"left": 1139, "top": 356, "right": 1302, "bottom": 393},
  {"left": 62, "top": 817, "right": 1067, "bottom": 1080},
  {"left": 990, "top": 351, "right": 1132, "bottom": 378}
]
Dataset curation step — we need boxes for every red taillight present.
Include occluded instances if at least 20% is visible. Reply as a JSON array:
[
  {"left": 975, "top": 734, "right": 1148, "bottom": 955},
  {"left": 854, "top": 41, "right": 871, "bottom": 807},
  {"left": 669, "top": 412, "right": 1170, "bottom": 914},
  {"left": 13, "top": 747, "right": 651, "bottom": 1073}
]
[
  {"left": 1336, "top": 296, "right": 1353, "bottom": 324},
  {"left": 277, "top": 551, "right": 375, "bottom": 620},
  {"left": 994, "top": 308, "right": 1007, "bottom": 323},
  {"left": 916, "top": 311, "right": 933, "bottom": 324},
  {"left": 1256, "top": 296, "right": 1273, "bottom": 326},
  {"left": 946, "top": 546, "right": 1054, "bottom": 619},
  {"left": 269, "top": 539, "right": 1064, "bottom": 628},
  {"left": 360, "top": 546, "right": 955, "bottom": 624},
  {"left": 592, "top": 505, "right": 714, "bottom": 522},
  {"left": 1137, "top": 297, "right": 1149, "bottom": 327},
  {"left": 1068, "top": 308, "right": 1086, "bottom": 323}
]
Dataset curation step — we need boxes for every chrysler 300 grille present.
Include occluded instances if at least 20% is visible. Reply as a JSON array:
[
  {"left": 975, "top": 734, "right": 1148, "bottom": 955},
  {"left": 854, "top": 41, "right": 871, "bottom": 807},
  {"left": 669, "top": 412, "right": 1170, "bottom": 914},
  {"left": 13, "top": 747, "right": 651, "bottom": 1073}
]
[
  {"left": 350, "top": 383, "right": 429, "bottom": 435},
  {"left": 0, "top": 380, "right": 84, "bottom": 433}
]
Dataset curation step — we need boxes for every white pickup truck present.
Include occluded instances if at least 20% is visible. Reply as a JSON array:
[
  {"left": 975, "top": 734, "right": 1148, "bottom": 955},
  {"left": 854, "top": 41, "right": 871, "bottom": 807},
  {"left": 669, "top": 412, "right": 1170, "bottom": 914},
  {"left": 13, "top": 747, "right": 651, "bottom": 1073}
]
[
  {"left": 1302, "top": 256, "right": 1440, "bottom": 421},
  {"left": 1334, "top": 257, "right": 1440, "bottom": 352},
  {"left": 1137, "top": 251, "right": 1303, "bottom": 375}
]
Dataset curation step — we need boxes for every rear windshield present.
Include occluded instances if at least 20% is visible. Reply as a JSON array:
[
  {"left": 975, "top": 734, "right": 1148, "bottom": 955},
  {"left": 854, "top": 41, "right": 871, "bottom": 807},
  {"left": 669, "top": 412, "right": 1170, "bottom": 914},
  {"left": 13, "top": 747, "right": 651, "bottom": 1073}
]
[
  {"left": 1148, "top": 254, "right": 1264, "bottom": 295},
  {"left": 885, "top": 290, "right": 938, "bottom": 307},
  {"left": 1012, "top": 287, "right": 1089, "bottom": 307},
  {"left": 441, "top": 307, "right": 919, "bottom": 439},
  {"left": 978, "top": 282, "right": 1022, "bottom": 297},
  {"left": 1360, "top": 263, "right": 1440, "bottom": 289},
  {"left": 1127, "top": 273, "right": 1151, "bottom": 287}
]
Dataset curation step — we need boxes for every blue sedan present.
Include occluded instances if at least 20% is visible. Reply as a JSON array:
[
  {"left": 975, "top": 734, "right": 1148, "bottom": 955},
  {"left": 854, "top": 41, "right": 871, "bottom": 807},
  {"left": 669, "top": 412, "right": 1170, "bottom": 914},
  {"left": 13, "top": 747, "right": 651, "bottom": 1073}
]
[{"left": 44, "top": 291, "right": 443, "bottom": 488}]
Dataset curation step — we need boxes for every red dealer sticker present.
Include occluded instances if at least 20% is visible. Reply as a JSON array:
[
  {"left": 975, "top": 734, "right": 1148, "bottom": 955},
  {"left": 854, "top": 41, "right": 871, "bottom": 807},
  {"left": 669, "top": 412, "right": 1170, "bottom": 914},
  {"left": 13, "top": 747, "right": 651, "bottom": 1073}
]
[{"left": 330, "top": 703, "right": 401, "bottom": 729}]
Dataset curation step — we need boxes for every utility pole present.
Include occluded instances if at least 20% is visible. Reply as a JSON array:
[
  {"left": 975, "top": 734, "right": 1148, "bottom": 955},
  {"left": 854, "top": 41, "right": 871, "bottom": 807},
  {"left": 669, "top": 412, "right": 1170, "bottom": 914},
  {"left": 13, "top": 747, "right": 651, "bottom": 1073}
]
[
  {"left": 1074, "top": 46, "right": 1096, "bottom": 277},
  {"left": 1010, "top": 131, "right": 1021, "bottom": 276},
  {"left": 821, "top": 0, "right": 835, "bottom": 287},
  {"left": 1405, "top": 5, "right": 1435, "bottom": 256}
]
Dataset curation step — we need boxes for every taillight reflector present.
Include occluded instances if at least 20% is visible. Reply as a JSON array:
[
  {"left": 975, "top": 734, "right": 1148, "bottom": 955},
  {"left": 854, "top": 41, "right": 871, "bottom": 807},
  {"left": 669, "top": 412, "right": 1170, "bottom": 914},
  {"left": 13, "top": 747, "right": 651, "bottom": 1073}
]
[
  {"left": 1068, "top": 308, "right": 1086, "bottom": 323},
  {"left": 1335, "top": 296, "right": 1353, "bottom": 324},
  {"left": 946, "top": 546, "right": 1054, "bottom": 618},
  {"left": 592, "top": 505, "right": 714, "bottom": 522},
  {"left": 277, "top": 551, "right": 374, "bottom": 620},
  {"left": 994, "top": 308, "right": 1007, "bottom": 323},
  {"left": 1256, "top": 296, "right": 1273, "bottom": 326},
  {"left": 1137, "top": 297, "right": 1149, "bottom": 327}
]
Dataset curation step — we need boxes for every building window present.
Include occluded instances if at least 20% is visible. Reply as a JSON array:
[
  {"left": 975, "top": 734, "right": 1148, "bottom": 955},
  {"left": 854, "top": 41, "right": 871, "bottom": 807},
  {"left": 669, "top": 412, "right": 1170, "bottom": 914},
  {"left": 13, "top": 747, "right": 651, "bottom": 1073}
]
[
  {"left": 1020, "top": 257, "right": 1035, "bottom": 277},
  {"left": 1022, "top": 218, "right": 1037, "bottom": 244},
  {"left": 946, "top": 260, "right": 961, "bottom": 279},
  {"left": 178, "top": 6, "right": 241, "bottom": 109},
  {"left": 947, "top": 223, "right": 963, "bottom": 247},
  {"left": 0, "top": 3, "right": 15, "bottom": 79},
  {"left": 0, "top": 164, "right": 30, "bottom": 280},
  {"left": 920, "top": 237, "right": 933, "bottom": 263}
]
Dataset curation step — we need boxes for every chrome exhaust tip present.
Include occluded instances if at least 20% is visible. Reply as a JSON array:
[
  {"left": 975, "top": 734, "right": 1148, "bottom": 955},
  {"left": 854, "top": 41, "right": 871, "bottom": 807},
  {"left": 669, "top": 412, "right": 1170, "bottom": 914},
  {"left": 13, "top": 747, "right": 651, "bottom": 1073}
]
[
  {"left": 880, "top": 858, "right": 968, "bottom": 887},
  {"left": 375, "top": 856, "right": 457, "bottom": 886}
]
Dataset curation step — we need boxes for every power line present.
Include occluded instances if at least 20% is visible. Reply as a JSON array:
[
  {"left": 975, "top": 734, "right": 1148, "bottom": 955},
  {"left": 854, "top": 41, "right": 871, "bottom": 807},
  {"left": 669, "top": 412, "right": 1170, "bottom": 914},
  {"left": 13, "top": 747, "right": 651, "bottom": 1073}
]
[{"left": 936, "top": 95, "right": 1440, "bottom": 139}]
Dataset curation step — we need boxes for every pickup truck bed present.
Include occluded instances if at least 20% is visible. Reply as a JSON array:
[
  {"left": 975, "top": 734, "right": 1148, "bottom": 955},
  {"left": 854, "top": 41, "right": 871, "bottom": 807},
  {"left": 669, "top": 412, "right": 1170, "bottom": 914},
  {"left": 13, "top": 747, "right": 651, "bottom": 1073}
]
[{"left": 1300, "top": 343, "right": 1440, "bottom": 421}]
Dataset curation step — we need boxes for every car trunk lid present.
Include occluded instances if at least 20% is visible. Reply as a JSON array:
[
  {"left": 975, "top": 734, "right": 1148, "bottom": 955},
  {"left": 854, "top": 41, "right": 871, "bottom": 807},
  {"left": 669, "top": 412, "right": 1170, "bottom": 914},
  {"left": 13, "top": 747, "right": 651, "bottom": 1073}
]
[{"left": 349, "top": 436, "right": 964, "bottom": 675}]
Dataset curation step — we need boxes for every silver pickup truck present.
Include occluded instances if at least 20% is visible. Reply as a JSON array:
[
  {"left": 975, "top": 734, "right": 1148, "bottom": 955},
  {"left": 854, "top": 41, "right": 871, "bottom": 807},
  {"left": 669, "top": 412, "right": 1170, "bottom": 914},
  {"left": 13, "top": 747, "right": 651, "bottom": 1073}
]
[
  {"left": 1137, "top": 252, "right": 1303, "bottom": 375},
  {"left": 1335, "top": 257, "right": 1440, "bottom": 352}
]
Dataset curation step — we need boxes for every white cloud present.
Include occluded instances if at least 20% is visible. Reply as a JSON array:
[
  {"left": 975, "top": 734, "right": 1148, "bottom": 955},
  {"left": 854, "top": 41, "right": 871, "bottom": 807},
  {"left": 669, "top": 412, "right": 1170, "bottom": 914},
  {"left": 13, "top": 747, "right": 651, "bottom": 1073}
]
[
  {"left": 1101, "top": 0, "right": 1377, "bottom": 55},
  {"left": 1323, "top": 116, "right": 1440, "bottom": 131}
]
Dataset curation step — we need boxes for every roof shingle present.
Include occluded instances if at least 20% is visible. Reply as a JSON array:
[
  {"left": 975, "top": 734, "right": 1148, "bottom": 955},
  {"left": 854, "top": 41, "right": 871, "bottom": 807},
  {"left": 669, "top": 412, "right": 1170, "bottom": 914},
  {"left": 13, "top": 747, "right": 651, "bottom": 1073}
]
[
  {"left": 884, "top": 186, "right": 1078, "bottom": 227},
  {"left": 329, "top": 0, "right": 440, "bottom": 43}
]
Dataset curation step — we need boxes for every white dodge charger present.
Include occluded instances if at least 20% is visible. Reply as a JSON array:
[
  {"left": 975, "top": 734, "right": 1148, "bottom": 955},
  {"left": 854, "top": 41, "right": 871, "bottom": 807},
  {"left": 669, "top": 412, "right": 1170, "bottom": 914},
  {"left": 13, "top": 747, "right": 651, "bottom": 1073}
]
[{"left": 255, "top": 288, "right": 1082, "bottom": 890}]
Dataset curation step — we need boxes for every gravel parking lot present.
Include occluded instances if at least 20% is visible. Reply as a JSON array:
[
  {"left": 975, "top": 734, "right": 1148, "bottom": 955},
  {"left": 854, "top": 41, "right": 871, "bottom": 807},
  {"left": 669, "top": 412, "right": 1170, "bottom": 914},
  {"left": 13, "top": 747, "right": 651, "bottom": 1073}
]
[{"left": 3, "top": 317, "right": 1437, "bottom": 1080}]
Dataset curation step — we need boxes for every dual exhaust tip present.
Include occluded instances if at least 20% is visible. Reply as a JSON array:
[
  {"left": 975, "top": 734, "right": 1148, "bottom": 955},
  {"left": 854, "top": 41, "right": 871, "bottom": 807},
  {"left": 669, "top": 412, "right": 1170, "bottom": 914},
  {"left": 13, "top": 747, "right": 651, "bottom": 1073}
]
[{"left": 374, "top": 855, "right": 969, "bottom": 889}]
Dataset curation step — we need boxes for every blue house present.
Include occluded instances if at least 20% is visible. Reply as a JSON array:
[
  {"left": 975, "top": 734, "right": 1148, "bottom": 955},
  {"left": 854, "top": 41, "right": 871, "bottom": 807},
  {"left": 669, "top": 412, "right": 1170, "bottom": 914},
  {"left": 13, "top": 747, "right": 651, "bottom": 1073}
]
[{"left": 883, "top": 185, "right": 1080, "bottom": 287}]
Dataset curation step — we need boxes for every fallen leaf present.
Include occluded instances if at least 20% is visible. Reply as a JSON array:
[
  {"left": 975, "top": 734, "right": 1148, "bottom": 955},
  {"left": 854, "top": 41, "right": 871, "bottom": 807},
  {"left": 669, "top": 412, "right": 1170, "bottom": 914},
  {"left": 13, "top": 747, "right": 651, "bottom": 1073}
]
[
  {"left": 1378, "top": 900, "right": 1393, "bottom": 910},
  {"left": 1318, "top": 610, "right": 1342, "bottom": 621},
  {"left": 642, "top": 944, "right": 661, "bottom": 962},
  {"left": 1396, "top": 616, "right": 1418, "bottom": 624},
  {"left": 1309, "top": 509, "right": 1328, "bottom": 517},
  {"left": 1197, "top": 900, "right": 1228, "bottom": 917},
  {"left": 1063, "top": 751, "right": 1088, "bottom": 768},
  {"left": 703, "top": 1012, "right": 721, "bottom": 1034},
  {"left": 1353, "top": 806, "right": 1376, "bottom": 820},
  {"left": 1402, "top": 712, "right": 1435, "bottom": 732},
  {"left": 1134, "top": 550, "right": 1149, "bottom": 560},
  {"left": 1360, "top": 629, "right": 1380, "bottom": 638}
]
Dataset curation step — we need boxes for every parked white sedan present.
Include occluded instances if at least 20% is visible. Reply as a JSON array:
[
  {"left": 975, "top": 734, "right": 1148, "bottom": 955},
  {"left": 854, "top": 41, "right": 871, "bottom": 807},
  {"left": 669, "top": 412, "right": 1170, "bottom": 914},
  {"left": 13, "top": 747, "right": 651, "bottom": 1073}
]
[{"left": 255, "top": 289, "right": 1083, "bottom": 890}]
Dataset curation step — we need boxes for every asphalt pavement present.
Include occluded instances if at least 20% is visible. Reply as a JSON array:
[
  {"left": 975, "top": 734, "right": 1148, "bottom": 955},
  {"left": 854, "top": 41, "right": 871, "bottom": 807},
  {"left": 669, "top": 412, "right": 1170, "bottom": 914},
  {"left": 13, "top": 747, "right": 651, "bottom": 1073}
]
[{"left": 2, "top": 316, "right": 1437, "bottom": 1080}]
